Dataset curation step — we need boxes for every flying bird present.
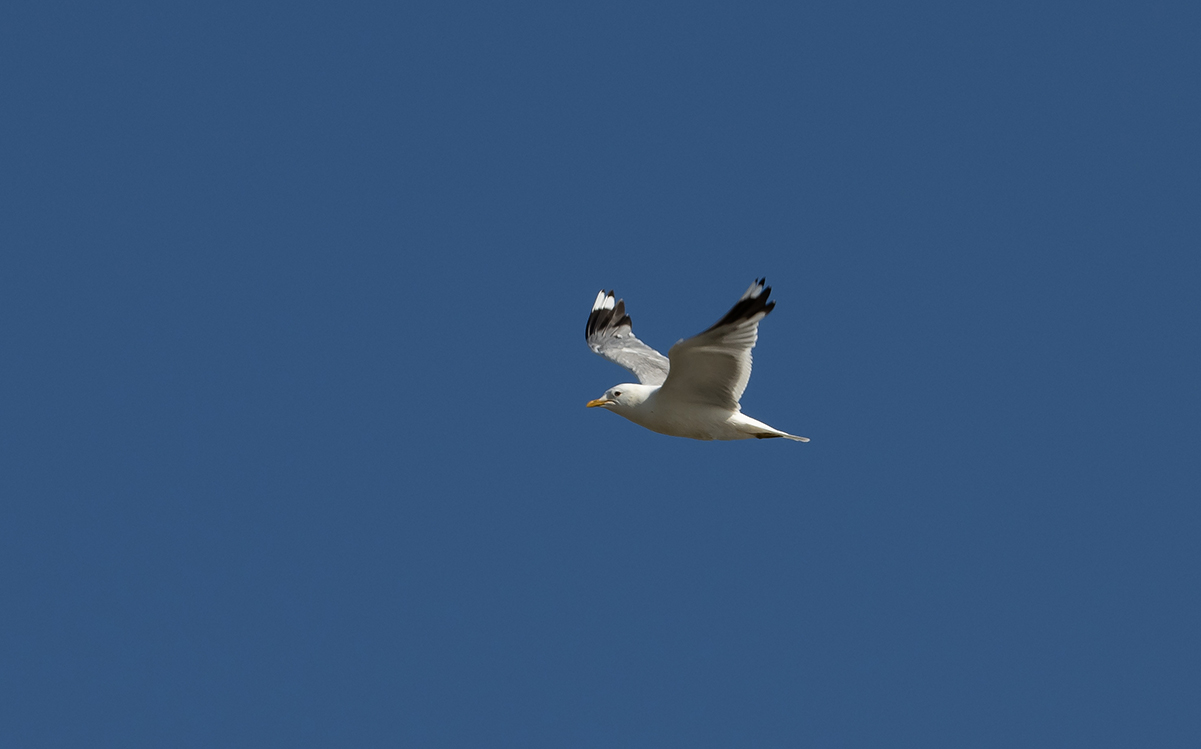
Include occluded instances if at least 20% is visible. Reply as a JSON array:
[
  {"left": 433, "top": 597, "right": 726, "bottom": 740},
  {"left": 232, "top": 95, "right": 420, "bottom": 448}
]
[{"left": 585, "top": 279, "right": 809, "bottom": 442}]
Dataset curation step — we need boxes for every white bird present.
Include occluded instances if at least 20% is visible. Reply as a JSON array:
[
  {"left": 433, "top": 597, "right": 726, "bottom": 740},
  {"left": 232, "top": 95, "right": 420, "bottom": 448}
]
[{"left": 585, "top": 279, "right": 809, "bottom": 442}]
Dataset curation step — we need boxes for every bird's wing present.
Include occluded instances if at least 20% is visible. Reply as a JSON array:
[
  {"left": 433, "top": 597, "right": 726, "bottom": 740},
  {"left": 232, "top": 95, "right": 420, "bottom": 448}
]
[
  {"left": 585, "top": 290, "right": 670, "bottom": 386},
  {"left": 657, "top": 279, "right": 775, "bottom": 409}
]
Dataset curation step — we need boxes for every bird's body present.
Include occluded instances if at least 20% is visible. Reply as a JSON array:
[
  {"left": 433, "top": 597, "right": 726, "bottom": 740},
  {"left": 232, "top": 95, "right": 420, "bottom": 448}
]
[
  {"left": 584, "top": 279, "right": 808, "bottom": 442},
  {"left": 589, "top": 382, "right": 799, "bottom": 441}
]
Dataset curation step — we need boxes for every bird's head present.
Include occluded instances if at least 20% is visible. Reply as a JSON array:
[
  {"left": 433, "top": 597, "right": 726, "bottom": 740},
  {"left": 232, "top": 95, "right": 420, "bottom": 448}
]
[{"left": 586, "top": 383, "right": 652, "bottom": 412}]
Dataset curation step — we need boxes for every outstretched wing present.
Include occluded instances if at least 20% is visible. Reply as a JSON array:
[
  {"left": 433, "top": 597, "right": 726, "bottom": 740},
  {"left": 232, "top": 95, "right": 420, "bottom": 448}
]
[
  {"left": 658, "top": 279, "right": 775, "bottom": 409},
  {"left": 585, "top": 290, "right": 670, "bottom": 385}
]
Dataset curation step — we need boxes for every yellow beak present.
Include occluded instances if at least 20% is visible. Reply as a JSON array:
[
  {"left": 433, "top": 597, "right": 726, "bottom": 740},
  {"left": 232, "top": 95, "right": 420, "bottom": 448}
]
[{"left": 585, "top": 398, "right": 611, "bottom": 408}]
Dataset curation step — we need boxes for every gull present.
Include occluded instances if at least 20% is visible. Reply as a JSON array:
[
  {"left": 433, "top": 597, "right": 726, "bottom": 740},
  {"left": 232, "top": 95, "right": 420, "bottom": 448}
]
[{"left": 585, "top": 279, "right": 809, "bottom": 442}]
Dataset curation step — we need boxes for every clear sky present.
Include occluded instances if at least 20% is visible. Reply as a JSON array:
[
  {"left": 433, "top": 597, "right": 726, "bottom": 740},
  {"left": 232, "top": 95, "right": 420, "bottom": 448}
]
[{"left": 2, "top": 1, "right": 1199, "bottom": 746}]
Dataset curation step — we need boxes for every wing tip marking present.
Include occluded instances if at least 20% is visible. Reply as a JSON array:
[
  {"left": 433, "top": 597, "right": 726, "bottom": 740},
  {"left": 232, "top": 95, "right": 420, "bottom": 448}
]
[
  {"left": 586, "top": 289, "right": 632, "bottom": 341},
  {"left": 708, "top": 279, "right": 775, "bottom": 332}
]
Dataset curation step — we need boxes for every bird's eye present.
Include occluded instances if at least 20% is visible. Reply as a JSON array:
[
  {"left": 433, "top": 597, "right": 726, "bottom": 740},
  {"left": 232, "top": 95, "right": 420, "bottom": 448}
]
[{"left": 613, "top": 391, "right": 622, "bottom": 397}]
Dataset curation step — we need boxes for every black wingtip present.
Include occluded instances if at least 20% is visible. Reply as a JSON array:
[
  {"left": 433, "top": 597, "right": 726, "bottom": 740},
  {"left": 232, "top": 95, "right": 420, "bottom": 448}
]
[
  {"left": 585, "top": 292, "right": 633, "bottom": 341},
  {"left": 703, "top": 280, "right": 776, "bottom": 333}
]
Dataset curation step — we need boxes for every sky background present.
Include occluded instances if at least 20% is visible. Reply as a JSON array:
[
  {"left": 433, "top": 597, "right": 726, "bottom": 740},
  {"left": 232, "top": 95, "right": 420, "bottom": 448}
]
[{"left": 2, "top": 1, "right": 1199, "bottom": 746}]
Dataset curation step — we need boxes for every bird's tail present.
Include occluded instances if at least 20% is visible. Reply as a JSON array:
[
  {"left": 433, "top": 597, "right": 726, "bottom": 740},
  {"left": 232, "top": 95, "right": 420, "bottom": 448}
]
[{"left": 738, "top": 414, "right": 810, "bottom": 442}]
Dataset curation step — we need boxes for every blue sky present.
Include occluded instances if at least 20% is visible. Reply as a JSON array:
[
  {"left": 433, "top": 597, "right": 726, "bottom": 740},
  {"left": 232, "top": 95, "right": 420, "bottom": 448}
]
[{"left": 2, "top": 1, "right": 1199, "bottom": 746}]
